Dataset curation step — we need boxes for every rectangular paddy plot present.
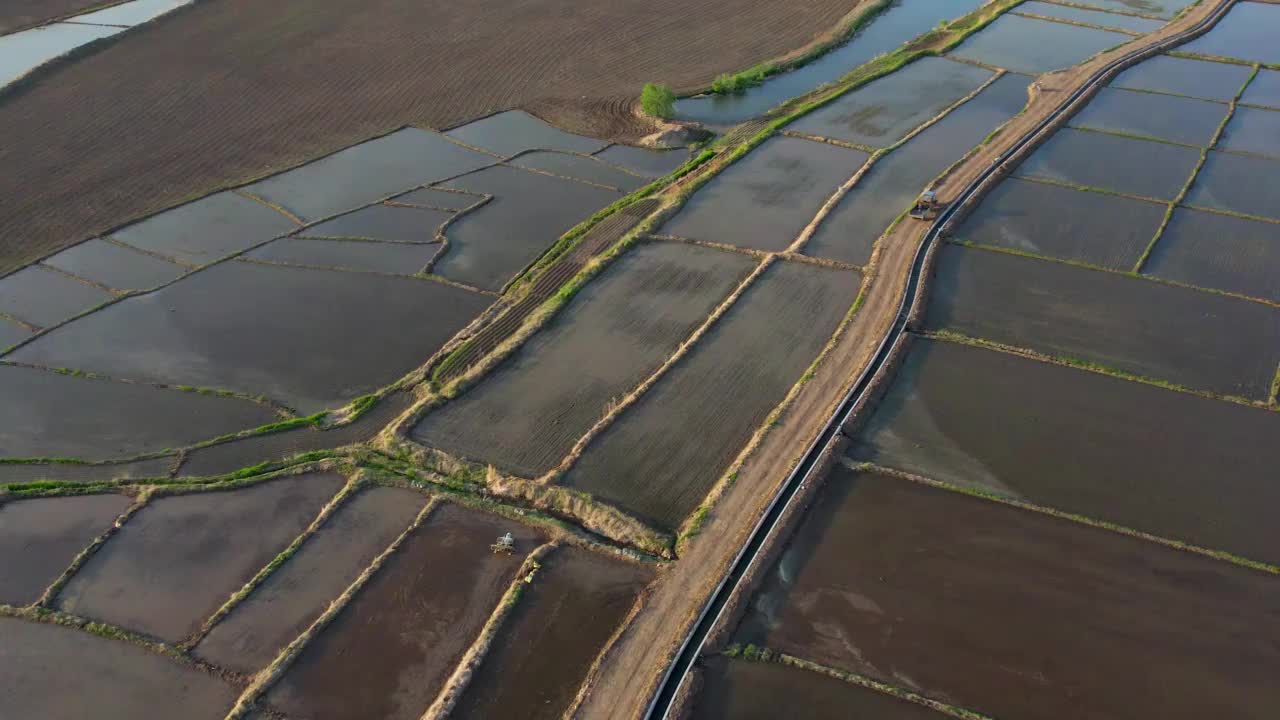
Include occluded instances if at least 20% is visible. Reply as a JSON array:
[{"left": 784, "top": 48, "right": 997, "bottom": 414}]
[
  {"left": 565, "top": 261, "right": 860, "bottom": 529},
  {"left": 1058, "top": 0, "right": 1195, "bottom": 19},
  {"left": 1217, "top": 106, "right": 1280, "bottom": 160},
  {"left": 1144, "top": 207, "right": 1280, "bottom": 302},
  {"left": 850, "top": 338, "right": 1280, "bottom": 564},
  {"left": 805, "top": 74, "right": 1031, "bottom": 265},
  {"left": 300, "top": 203, "right": 452, "bottom": 243},
  {"left": 56, "top": 473, "right": 344, "bottom": 642},
  {"left": 452, "top": 547, "right": 653, "bottom": 720},
  {"left": 947, "top": 14, "right": 1131, "bottom": 74},
  {"left": 928, "top": 243, "right": 1280, "bottom": 399},
  {"left": 950, "top": 176, "right": 1165, "bottom": 268},
  {"left": 43, "top": 238, "right": 187, "bottom": 291},
  {"left": 0, "top": 617, "right": 238, "bottom": 720},
  {"left": 0, "top": 264, "right": 111, "bottom": 328},
  {"left": 264, "top": 503, "right": 544, "bottom": 720},
  {"left": 1181, "top": 1, "right": 1280, "bottom": 65},
  {"left": 1012, "top": 1, "right": 1165, "bottom": 33},
  {"left": 787, "top": 57, "right": 993, "bottom": 148},
  {"left": 445, "top": 110, "right": 608, "bottom": 157},
  {"left": 693, "top": 657, "right": 950, "bottom": 720},
  {"left": 247, "top": 237, "right": 437, "bottom": 275},
  {"left": 0, "top": 493, "right": 131, "bottom": 606},
  {"left": 594, "top": 144, "right": 689, "bottom": 178},
  {"left": 195, "top": 486, "right": 428, "bottom": 674},
  {"left": 1068, "top": 86, "right": 1228, "bottom": 146},
  {"left": 246, "top": 128, "right": 493, "bottom": 222},
  {"left": 431, "top": 165, "right": 620, "bottom": 291},
  {"left": 0, "top": 457, "right": 173, "bottom": 486},
  {"left": 72, "top": 0, "right": 190, "bottom": 26},
  {"left": 1183, "top": 150, "right": 1280, "bottom": 221},
  {"left": 1013, "top": 126, "right": 1200, "bottom": 200},
  {"left": 9, "top": 260, "right": 492, "bottom": 414},
  {"left": 112, "top": 190, "right": 297, "bottom": 265},
  {"left": 0, "top": 364, "right": 278, "bottom": 461},
  {"left": 389, "top": 186, "right": 481, "bottom": 211},
  {"left": 661, "top": 136, "right": 869, "bottom": 252},
  {"left": 736, "top": 468, "right": 1280, "bottom": 720},
  {"left": 0, "top": 316, "right": 30, "bottom": 350},
  {"left": 413, "top": 242, "right": 754, "bottom": 477},
  {"left": 510, "top": 151, "right": 649, "bottom": 192},
  {"left": 1241, "top": 68, "right": 1280, "bottom": 109},
  {"left": 1110, "top": 54, "right": 1253, "bottom": 102}
]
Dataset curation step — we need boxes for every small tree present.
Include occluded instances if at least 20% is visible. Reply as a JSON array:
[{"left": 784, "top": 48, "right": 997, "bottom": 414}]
[{"left": 641, "top": 82, "right": 676, "bottom": 120}]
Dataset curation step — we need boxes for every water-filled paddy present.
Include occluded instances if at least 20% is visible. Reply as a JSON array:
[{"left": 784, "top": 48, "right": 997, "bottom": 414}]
[
  {"left": 111, "top": 190, "right": 296, "bottom": 265},
  {"left": 1181, "top": 1, "right": 1280, "bottom": 65},
  {"left": 1182, "top": 150, "right": 1280, "bottom": 221},
  {"left": 248, "top": 237, "right": 436, "bottom": 275},
  {"left": 1068, "top": 86, "right": 1227, "bottom": 146},
  {"left": 510, "top": 151, "right": 648, "bottom": 192},
  {"left": 0, "top": 493, "right": 131, "bottom": 606},
  {"left": 1015, "top": 127, "right": 1200, "bottom": 200},
  {"left": 0, "top": 21, "right": 120, "bottom": 87},
  {"left": 43, "top": 238, "right": 187, "bottom": 291},
  {"left": 0, "top": 617, "right": 238, "bottom": 719},
  {"left": 196, "top": 486, "right": 428, "bottom": 673},
  {"left": 1144, "top": 207, "right": 1280, "bottom": 302},
  {"left": 74, "top": 0, "right": 190, "bottom": 25},
  {"left": 265, "top": 503, "right": 543, "bottom": 720},
  {"left": 10, "top": 260, "right": 491, "bottom": 414},
  {"left": 929, "top": 244, "right": 1280, "bottom": 399},
  {"left": 431, "top": 165, "right": 619, "bottom": 291},
  {"left": 1013, "top": 1, "right": 1164, "bottom": 33},
  {"left": 301, "top": 203, "right": 451, "bottom": 243},
  {"left": 453, "top": 547, "right": 652, "bottom": 720},
  {"left": 662, "top": 136, "right": 868, "bottom": 252},
  {"left": 594, "top": 144, "right": 688, "bottom": 177},
  {"left": 0, "top": 264, "right": 111, "bottom": 328},
  {"left": 1110, "top": 54, "right": 1252, "bottom": 101},
  {"left": 414, "top": 242, "right": 753, "bottom": 477},
  {"left": 1058, "top": 0, "right": 1194, "bottom": 19},
  {"left": 1240, "top": 68, "right": 1280, "bottom": 109},
  {"left": 389, "top": 187, "right": 481, "bottom": 211},
  {"left": 1217, "top": 106, "right": 1280, "bottom": 160},
  {"left": 673, "top": 0, "right": 986, "bottom": 125},
  {"left": 0, "top": 317, "right": 29, "bottom": 349},
  {"left": 0, "top": 364, "right": 278, "bottom": 460},
  {"left": 737, "top": 469, "right": 1280, "bottom": 720},
  {"left": 246, "top": 128, "right": 492, "bottom": 221},
  {"left": 805, "top": 74, "right": 1031, "bottom": 265},
  {"left": 57, "top": 474, "right": 342, "bottom": 641},
  {"left": 950, "top": 177, "right": 1164, "bottom": 267},
  {"left": 0, "top": 456, "right": 173, "bottom": 485},
  {"left": 565, "top": 261, "right": 860, "bottom": 529},
  {"left": 788, "top": 57, "right": 993, "bottom": 148},
  {"left": 948, "top": 14, "right": 1131, "bottom": 74},
  {"left": 850, "top": 338, "right": 1280, "bottom": 563},
  {"left": 446, "top": 110, "right": 607, "bottom": 157}
]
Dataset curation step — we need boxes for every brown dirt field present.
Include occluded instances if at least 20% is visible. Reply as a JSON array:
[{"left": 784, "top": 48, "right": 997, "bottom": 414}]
[
  {"left": 0, "top": 0, "right": 112, "bottom": 34},
  {"left": 0, "top": 0, "right": 876, "bottom": 276},
  {"left": 574, "top": 1, "right": 1234, "bottom": 716}
]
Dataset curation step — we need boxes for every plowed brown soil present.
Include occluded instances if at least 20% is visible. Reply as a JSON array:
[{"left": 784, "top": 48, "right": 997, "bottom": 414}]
[{"left": 0, "top": 0, "right": 873, "bottom": 275}]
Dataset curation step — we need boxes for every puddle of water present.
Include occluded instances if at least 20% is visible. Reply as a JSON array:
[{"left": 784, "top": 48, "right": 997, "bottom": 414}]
[
  {"left": 446, "top": 110, "right": 607, "bottom": 157},
  {"left": 414, "top": 242, "right": 754, "bottom": 477},
  {"left": 949, "top": 14, "right": 1132, "bottom": 74},
  {"left": 431, "top": 165, "right": 619, "bottom": 291},
  {"left": 1014, "top": 1, "right": 1165, "bottom": 33},
  {"left": 929, "top": 243, "right": 1280, "bottom": 399},
  {"left": 1217, "top": 106, "right": 1280, "bottom": 160},
  {"left": 739, "top": 467, "right": 1280, "bottom": 720},
  {"left": 1015, "top": 127, "right": 1200, "bottom": 200},
  {"left": 74, "top": 0, "right": 190, "bottom": 26},
  {"left": 805, "top": 74, "right": 1032, "bottom": 265},
  {"left": 1183, "top": 150, "right": 1280, "bottom": 221},
  {"left": 0, "top": 493, "right": 132, "bottom": 606},
  {"left": 301, "top": 203, "right": 452, "bottom": 243},
  {"left": 1058, "top": 0, "right": 1194, "bottom": 19},
  {"left": 1144, "top": 207, "right": 1280, "bottom": 302},
  {"left": 265, "top": 503, "right": 544, "bottom": 720},
  {"left": 195, "top": 486, "right": 428, "bottom": 674},
  {"left": 564, "top": 260, "right": 860, "bottom": 530},
  {"left": 510, "top": 151, "right": 648, "bottom": 191},
  {"left": 0, "top": 456, "right": 174, "bottom": 484},
  {"left": 43, "top": 238, "right": 187, "bottom": 291},
  {"left": 788, "top": 56, "right": 993, "bottom": 148},
  {"left": 10, "top": 261, "right": 492, "bottom": 414},
  {"left": 248, "top": 237, "right": 436, "bottom": 275},
  {"left": 1069, "top": 86, "right": 1228, "bottom": 146},
  {"left": 0, "top": 316, "right": 32, "bottom": 350},
  {"left": 246, "top": 128, "right": 492, "bottom": 221},
  {"left": 1182, "top": 1, "right": 1280, "bottom": 65},
  {"left": 850, "top": 337, "right": 1280, "bottom": 563},
  {"left": 674, "top": 0, "right": 987, "bottom": 125},
  {"left": 112, "top": 191, "right": 296, "bottom": 266},
  {"left": 662, "top": 136, "right": 868, "bottom": 252},
  {"left": 0, "top": 21, "right": 121, "bottom": 86},
  {"left": 0, "top": 617, "right": 238, "bottom": 719},
  {"left": 389, "top": 187, "right": 480, "bottom": 211},
  {"left": 453, "top": 547, "right": 653, "bottom": 720},
  {"left": 1110, "top": 54, "right": 1252, "bottom": 102},
  {"left": 56, "top": 473, "right": 344, "bottom": 641},
  {"left": 0, "top": 264, "right": 112, "bottom": 328},
  {"left": 1240, "top": 68, "right": 1280, "bottom": 109},
  {"left": 594, "top": 144, "right": 689, "bottom": 177},
  {"left": 950, "top": 177, "right": 1164, "bottom": 268}
]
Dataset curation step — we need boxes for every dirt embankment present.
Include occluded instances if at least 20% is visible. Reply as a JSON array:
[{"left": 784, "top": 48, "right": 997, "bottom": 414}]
[
  {"left": 0, "top": 0, "right": 869, "bottom": 275},
  {"left": 573, "top": 0, "right": 1237, "bottom": 717}
]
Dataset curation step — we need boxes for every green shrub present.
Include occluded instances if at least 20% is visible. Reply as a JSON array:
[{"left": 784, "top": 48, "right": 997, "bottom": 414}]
[{"left": 640, "top": 83, "right": 676, "bottom": 119}]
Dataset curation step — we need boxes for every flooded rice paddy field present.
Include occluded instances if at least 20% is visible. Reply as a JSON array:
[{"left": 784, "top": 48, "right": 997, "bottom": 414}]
[
  {"left": 1241, "top": 67, "right": 1280, "bottom": 108},
  {"left": 509, "top": 150, "right": 651, "bottom": 192},
  {"left": 1144, "top": 207, "right": 1280, "bottom": 301},
  {"left": 0, "top": 493, "right": 131, "bottom": 606},
  {"left": 1110, "top": 53, "right": 1252, "bottom": 100},
  {"left": 947, "top": 14, "right": 1133, "bottom": 74},
  {"left": 1011, "top": 0, "right": 1165, "bottom": 33},
  {"left": 1217, "top": 105, "right": 1280, "bottom": 159},
  {"left": 247, "top": 236, "right": 439, "bottom": 276},
  {"left": 1180, "top": 1, "right": 1280, "bottom": 65},
  {"left": 295, "top": 202, "right": 453, "bottom": 244},
  {"left": 1067, "top": 85, "right": 1229, "bottom": 145},
  {"left": 0, "top": 456, "right": 176, "bottom": 486},
  {"left": 1014, "top": 126, "right": 1202, "bottom": 200},
  {"left": 1183, "top": 150, "right": 1280, "bottom": 221}
]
